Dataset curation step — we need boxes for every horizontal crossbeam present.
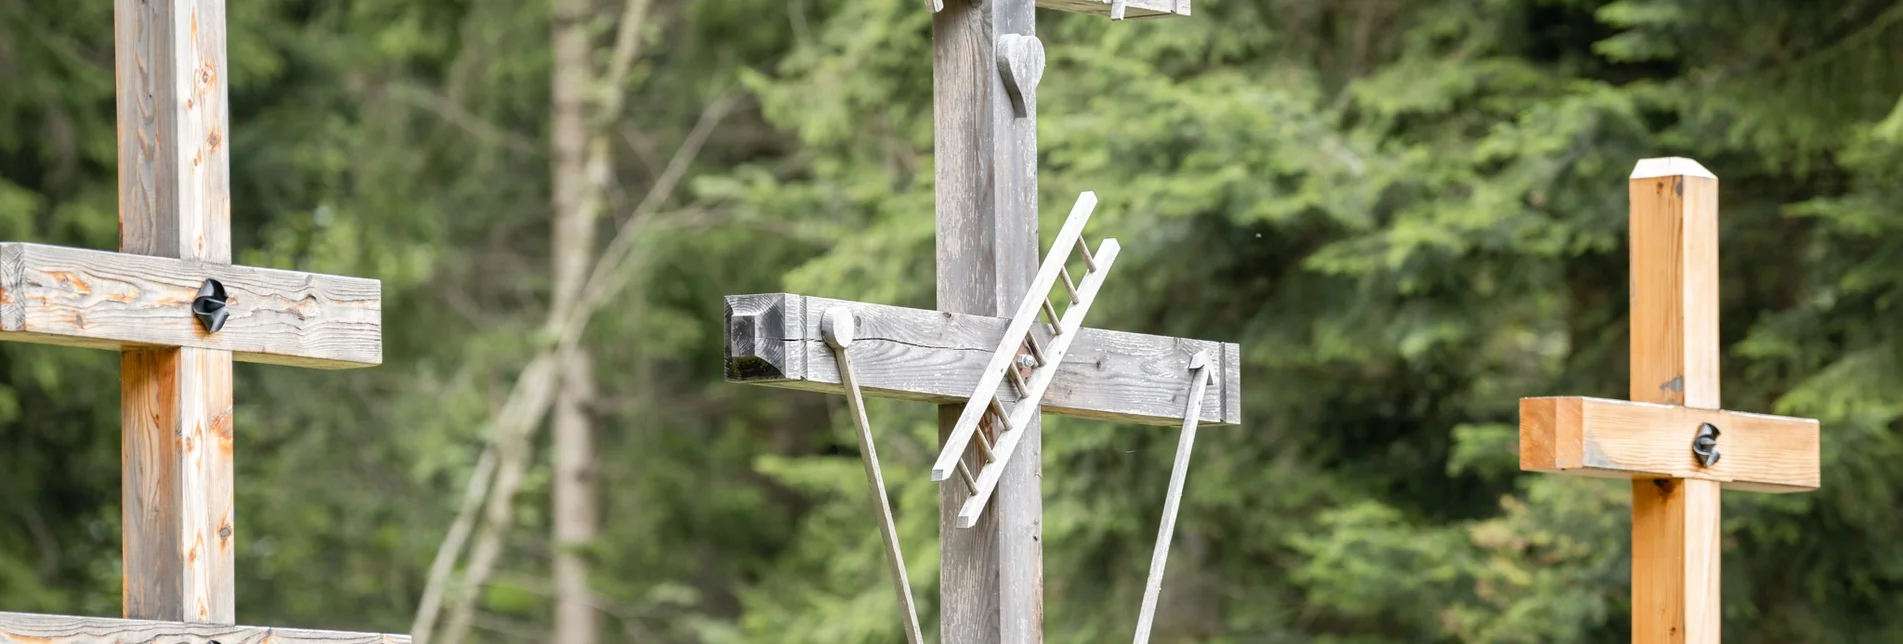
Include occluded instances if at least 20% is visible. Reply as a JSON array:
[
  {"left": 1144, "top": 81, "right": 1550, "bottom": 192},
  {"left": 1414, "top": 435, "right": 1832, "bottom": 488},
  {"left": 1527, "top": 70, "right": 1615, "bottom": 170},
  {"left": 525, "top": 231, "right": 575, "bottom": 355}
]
[
  {"left": 1520, "top": 396, "right": 1819, "bottom": 493},
  {"left": 0, "top": 611, "right": 408, "bottom": 643},
  {"left": 0, "top": 243, "right": 381, "bottom": 369},
  {"left": 1037, "top": 0, "right": 1188, "bottom": 18},
  {"left": 725, "top": 293, "right": 1240, "bottom": 427}
]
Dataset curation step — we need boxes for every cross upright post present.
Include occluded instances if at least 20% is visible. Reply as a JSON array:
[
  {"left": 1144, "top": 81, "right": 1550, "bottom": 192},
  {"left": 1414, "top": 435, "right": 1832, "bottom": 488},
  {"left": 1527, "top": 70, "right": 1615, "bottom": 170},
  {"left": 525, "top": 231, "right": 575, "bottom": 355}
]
[
  {"left": 1518, "top": 157, "right": 1822, "bottom": 643},
  {"left": 0, "top": 1, "right": 403, "bottom": 641},
  {"left": 725, "top": 1, "right": 1226, "bottom": 642}
]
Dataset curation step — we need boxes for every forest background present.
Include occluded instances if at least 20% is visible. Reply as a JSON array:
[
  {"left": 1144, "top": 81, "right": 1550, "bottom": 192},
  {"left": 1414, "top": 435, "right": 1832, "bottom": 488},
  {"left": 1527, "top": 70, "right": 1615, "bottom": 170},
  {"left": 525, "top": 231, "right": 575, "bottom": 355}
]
[{"left": 4, "top": 0, "right": 1903, "bottom": 642}]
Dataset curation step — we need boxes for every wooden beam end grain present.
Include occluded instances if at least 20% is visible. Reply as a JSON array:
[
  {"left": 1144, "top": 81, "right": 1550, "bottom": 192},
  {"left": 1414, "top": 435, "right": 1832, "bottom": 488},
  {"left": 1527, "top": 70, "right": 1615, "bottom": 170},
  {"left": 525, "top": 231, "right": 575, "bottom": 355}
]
[
  {"left": 724, "top": 293, "right": 796, "bottom": 382},
  {"left": 1520, "top": 396, "right": 1582, "bottom": 472},
  {"left": 0, "top": 243, "right": 24, "bottom": 331}
]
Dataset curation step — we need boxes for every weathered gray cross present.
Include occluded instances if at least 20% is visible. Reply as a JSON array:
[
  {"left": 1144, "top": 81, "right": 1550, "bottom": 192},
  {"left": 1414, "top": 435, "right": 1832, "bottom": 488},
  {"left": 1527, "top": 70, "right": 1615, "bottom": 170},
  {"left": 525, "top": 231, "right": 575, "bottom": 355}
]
[
  {"left": 723, "top": 0, "right": 1241, "bottom": 641},
  {"left": 0, "top": 1, "right": 403, "bottom": 641}
]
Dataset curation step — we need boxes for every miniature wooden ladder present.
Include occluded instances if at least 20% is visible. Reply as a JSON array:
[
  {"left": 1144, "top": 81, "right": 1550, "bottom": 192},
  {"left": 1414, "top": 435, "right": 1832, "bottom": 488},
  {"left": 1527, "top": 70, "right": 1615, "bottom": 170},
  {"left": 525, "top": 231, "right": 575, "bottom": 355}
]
[
  {"left": 1133, "top": 351, "right": 1217, "bottom": 644},
  {"left": 932, "top": 191, "right": 1122, "bottom": 528},
  {"left": 820, "top": 307, "right": 925, "bottom": 644}
]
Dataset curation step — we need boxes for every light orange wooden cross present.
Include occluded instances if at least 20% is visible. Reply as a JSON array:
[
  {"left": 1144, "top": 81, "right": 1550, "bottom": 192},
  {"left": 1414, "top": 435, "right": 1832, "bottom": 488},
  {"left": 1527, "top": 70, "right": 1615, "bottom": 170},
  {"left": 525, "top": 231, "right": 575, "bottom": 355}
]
[
  {"left": 0, "top": 1, "right": 403, "bottom": 641},
  {"left": 1519, "top": 157, "right": 1821, "bottom": 643}
]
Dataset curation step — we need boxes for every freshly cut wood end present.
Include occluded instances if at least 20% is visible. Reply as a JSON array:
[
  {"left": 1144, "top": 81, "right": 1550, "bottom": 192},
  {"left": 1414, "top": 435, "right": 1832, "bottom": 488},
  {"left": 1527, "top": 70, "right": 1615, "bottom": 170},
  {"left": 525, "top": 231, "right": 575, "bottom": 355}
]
[
  {"left": 1036, "top": 0, "right": 1189, "bottom": 19},
  {"left": 1630, "top": 157, "right": 1716, "bottom": 180},
  {"left": 1520, "top": 396, "right": 1583, "bottom": 472}
]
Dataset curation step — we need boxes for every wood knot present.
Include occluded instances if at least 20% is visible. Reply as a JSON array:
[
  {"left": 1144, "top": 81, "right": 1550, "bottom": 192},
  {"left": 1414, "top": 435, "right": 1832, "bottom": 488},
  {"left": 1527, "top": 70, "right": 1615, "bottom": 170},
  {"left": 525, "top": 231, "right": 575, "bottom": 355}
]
[
  {"left": 219, "top": 522, "right": 233, "bottom": 542},
  {"left": 213, "top": 408, "right": 234, "bottom": 442},
  {"left": 208, "top": 128, "right": 222, "bottom": 149}
]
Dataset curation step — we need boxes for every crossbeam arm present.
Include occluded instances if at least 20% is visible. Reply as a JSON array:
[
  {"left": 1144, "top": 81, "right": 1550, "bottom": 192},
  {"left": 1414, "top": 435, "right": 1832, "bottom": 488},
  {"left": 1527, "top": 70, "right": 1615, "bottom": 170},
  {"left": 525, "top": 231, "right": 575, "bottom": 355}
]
[
  {"left": 0, "top": 612, "right": 409, "bottom": 643},
  {"left": 0, "top": 243, "right": 381, "bottom": 368},
  {"left": 724, "top": 293, "right": 1240, "bottom": 427},
  {"left": 1520, "top": 396, "right": 1819, "bottom": 492}
]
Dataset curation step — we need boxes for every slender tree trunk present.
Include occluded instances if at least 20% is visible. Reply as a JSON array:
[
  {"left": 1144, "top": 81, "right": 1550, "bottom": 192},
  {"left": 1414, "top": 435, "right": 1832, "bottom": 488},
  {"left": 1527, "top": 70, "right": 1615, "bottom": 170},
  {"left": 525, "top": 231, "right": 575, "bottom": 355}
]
[{"left": 551, "top": 0, "right": 601, "bottom": 642}]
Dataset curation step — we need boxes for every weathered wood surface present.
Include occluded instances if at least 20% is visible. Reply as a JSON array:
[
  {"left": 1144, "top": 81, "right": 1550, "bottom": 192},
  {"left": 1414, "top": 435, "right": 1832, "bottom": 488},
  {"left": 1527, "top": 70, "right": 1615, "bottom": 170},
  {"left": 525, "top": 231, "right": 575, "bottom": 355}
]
[
  {"left": 122, "top": 348, "right": 236, "bottom": 622},
  {"left": 0, "top": 243, "right": 382, "bottom": 369},
  {"left": 1626, "top": 158, "right": 1724, "bottom": 644},
  {"left": 1519, "top": 396, "right": 1819, "bottom": 492},
  {"left": 117, "top": 0, "right": 231, "bottom": 264},
  {"left": 115, "top": 0, "right": 238, "bottom": 624},
  {"left": 726, "top": 293, "right": 1241, "bottom": 427},
  {"left": 1036, "top": 0, "right": 1188, "bottom": 18},
  {"left": 933, "top": 192, "right": 1111, "bottom": 482},
  {"left": 935, "top": 0, "right": 1043, "bottom": 638},
  {"left": 0, "top": 612, "right": 410, "bottom": 643}
]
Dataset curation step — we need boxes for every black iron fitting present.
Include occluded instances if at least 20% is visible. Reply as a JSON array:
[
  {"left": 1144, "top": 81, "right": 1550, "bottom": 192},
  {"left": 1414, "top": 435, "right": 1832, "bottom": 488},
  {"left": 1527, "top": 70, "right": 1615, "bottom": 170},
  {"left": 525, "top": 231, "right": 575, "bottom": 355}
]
[
  {"left": 192, "top": 278, "right": 229, "bottom": 333},
  {"left": 1691, "top": 422, "right": 1721, "bottom": 468}
]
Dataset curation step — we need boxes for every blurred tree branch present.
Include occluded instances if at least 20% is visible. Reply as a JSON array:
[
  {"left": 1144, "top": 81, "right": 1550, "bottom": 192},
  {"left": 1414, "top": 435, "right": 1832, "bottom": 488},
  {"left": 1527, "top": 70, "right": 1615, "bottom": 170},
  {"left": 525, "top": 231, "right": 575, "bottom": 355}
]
[{"left": 406, "top": 0, "right": 736, "bottom": 632}]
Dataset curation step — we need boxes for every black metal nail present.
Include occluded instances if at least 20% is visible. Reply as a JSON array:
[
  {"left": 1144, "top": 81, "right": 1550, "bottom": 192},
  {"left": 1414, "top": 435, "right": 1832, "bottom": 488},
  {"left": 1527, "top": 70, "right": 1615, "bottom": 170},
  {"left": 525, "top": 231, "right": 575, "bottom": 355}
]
[
  {"left": 191, "top": 278, "right": 229, "bottom": 333},
  {"left": 1691, "top": 422, "right": 1721, "bottom": 468}
]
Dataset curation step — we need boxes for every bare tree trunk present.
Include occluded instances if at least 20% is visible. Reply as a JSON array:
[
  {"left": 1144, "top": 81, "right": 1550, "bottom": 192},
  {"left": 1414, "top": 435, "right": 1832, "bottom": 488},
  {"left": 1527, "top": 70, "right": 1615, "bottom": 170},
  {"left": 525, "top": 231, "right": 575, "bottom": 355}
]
[
  {"left": 414, "top": 5, "right": 700, "bottom": 638},
  {"left": 550, "top": 0, "right": 601, "bottom": 642}
]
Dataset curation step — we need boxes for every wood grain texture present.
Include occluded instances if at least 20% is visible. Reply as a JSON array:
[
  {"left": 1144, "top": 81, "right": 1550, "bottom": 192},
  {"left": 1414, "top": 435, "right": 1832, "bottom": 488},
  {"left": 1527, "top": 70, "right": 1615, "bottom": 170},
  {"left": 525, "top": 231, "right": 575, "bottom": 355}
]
[
  {"left": 0, "top": 243, "right": 382, "bottom": 369},
  {"left": 1629, "top": 168, "right": 1719, "bottom": 409},
  {"left": 117, "top": 0, "right": 230, "bottom": 263},
  {"left": 724, "top": 293, "right": 1240, "bottom": 427},
  {"left": 1519, "top": 396, "right": 1819, "bottom": 492},
  {"left": 115, "top": 0, "right": 237, "bottom": 625},
  {"left": 1627, "top": 159, "right": 1724, "bottom": 644},
  {"left": 122, "top": 348, "right": 235, "bottom": 623},
  {"left": 1035, "top": 0, "right": 1188, "bottom": 18},
  {"left": 1632, "top": 478, "right": 1722, "bottom": 644},
  {"left": 0, "top": 612, "right": 409, "bottom": 643},
  {"left": 935, "top": 0, "right": 1041, "bottom": 638}
]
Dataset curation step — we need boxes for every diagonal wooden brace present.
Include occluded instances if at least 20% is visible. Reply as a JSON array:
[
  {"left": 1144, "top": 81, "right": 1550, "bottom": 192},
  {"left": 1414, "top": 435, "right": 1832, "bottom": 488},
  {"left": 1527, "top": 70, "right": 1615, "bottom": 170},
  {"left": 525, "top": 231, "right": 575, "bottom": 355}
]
[
  {"left": 820, "top": 308, "right": 925, "bottom": 644},
  {"left": 1132, "top": 352, "right": 1215, "bottom": 644}
]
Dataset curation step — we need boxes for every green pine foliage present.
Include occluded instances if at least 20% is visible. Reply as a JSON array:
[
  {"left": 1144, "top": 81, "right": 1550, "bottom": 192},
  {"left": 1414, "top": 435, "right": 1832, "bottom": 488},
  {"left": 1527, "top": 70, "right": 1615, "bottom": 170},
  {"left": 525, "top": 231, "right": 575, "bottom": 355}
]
[{"left": 1, "top": 0, "right": 1900, "bottom": 641}]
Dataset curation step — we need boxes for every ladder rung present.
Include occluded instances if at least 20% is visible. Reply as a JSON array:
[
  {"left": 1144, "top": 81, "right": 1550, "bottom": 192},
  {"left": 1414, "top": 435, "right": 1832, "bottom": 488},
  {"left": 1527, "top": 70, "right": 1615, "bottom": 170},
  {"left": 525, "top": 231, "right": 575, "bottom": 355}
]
[
  {"left": 988, "top": 395, "right": 1013, "bottom": 431},
  {"left": 957, "top": 461, "right": 978, "bottom": 492},
  {"left": 1077, "top": 238, "right": 1096, "bottom": 271},
  {"left": 1007, "top": 368, "right": 1029, "bottom": 395},
  {"left": 975, "top": 429, "right": 997, "bottom": 462},
  {"left": 1060, "top": 266, "right": 1080, "bottom": 303},
  {"left": 1040, "top": 298, "right": 1061, "bottom": 331},
  {"left": 1024, "top": 334, "right": 1046, "bottom": 367}
]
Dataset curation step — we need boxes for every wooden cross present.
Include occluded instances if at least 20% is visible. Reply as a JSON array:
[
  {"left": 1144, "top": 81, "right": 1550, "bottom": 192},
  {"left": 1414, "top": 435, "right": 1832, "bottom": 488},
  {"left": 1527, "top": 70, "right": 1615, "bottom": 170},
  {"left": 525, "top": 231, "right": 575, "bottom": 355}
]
[
  {"left": 1518, "top": 157, "right": 1821, "bottom": 643},
  {"left": 724, "top": 0, "right": 1230, "bottom": 641},
  {"left": 0, "top": 2, "right": 404, "bottom": 641}
]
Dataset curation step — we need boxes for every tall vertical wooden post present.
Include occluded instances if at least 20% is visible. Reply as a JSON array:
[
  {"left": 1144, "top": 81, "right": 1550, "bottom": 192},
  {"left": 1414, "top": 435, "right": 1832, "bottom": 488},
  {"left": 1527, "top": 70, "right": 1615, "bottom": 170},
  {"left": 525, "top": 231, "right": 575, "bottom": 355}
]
[
  {"left": 934, "top": 0, "right": 1042, "bottom": 640},
  {"left": 1627, "top": 160, "right": 1722, "bottom": 642},
  {"left": 116, "top": 0, "right": 237, "bottom": 623}
]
